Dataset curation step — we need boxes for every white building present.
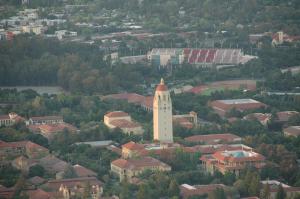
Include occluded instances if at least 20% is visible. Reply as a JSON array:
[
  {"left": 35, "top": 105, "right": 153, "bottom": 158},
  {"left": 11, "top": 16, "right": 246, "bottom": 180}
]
[{"left": 153, "top": 79, "right": 173, "bottom": 143}]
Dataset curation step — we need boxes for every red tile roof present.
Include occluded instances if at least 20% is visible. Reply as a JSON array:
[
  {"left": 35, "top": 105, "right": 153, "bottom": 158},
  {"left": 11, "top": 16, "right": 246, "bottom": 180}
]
[
  {"left": 122, "top": 141, "right": 145, "bottom": 150},
  {"left": 284, "top": 126, "right": 300, "bottom": 137},
  {"left": 110, "top": 119, "right": 140, "bottom": 128},
  {"left": 0, "top": 115, "right": 10, "bottom": 120},
  {"left": 276, "top": 111, "right": 299, "bottom": 122},
  {"left": 105, "top": 111, "right": 129, "bottom": 118},
  {"left": 180, "top": 184, "right": 227, "bottom": 199},
  {"left": 184, "top": 133, "right": 241, "bottom": 144},
  {"left": 30, "top": 116, "right": 63, "bottom": 121},
  {"left": 28, "top": 176, "right": 46, "bottom": 185},
  {"left": 26, "top": 189, "right": 51, "bottom": 199},
  {"left": 210, "top": 99, "right": 267, "bottom": 113},
  {"left": 111, "top": 157, "right": 170, "bottom": 170},
  {"left": 38, "top": 123, "right": 78, "bottom": 134},
  {"left": 212, "top": 150, "right": 265, "bottom": 163},
  {"left": 73, "top": 164, "right": 97, "bottom": 177},
  {"left": 187, "top": 85, "right": 209, "bottom": 94}
]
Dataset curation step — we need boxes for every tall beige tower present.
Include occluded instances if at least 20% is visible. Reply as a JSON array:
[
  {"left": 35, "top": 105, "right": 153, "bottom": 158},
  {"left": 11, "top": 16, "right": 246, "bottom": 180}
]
[{"left": 153, "top": 78, "right": 173, "bottom": 143}]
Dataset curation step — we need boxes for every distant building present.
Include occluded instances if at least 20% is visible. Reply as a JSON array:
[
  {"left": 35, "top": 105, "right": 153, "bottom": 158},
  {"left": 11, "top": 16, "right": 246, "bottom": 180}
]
[
  {"left": 272, "top": 31, "right": 300, "bottom": 46},
  {"left": 27, "top": 116, "right": 63, "bottom": 125},
  {"left": 104, "top": 111, "right": 144, "bottom": 135},
  {"left": 210, "top": 99, "right": 267, "bottom": 117},
  {"left": 153, "top": 79, "right": 173, "bottom": 143},
  {"left": 55, "top": 30, "right": 77, "bottom": 40},
  {"left": 200, "top": 150, "right": 266, "bottom": 175},
  {"left": 111, "top": 157, "right": 171, "bottom": 182},
  {"left": 184, "top": 133, "right": 242, "bottom": 145},
  {"left": 22, "top": 25, "right": 44, "bottom": 35},
  {"left": 283, "top": 126, "right": 300, "bottom": 137},
  {"left": 260, "top": 180, "right": 300, "bottom": 199}
]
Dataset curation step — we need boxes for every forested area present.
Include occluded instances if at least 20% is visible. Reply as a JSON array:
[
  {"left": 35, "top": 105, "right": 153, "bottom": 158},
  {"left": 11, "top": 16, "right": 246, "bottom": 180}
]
[{"left": 0, "top": 36, "right": 158, "bottom": 94}]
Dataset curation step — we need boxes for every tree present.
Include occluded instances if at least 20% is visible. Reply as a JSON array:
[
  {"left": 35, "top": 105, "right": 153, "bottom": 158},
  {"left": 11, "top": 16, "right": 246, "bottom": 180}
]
[
  {"left": 168, "top": 179, "right": 180, "bottom": 197},
  {"left": 137, "top": 184, "right": 151, "bottom": 199},
  {"left": 260, "top": 184, "right": 271, "bottom": 199},
  {"left": 275, "top": 184, "right": 286, "bottom": 199},
  {"left": 28, "top": 165, "right": 45, "bottom": 178},
  {"left": 248, "top": 172, "right": 261, "bottom": 197},
  {"left": 208, "top": 188, "right": 226, "bottom": 199}
]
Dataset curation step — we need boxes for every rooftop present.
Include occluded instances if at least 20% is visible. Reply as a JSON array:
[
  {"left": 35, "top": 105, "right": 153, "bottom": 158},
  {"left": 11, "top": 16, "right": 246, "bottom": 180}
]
[
  {"left": 112, "top": 157, "right": 170, "bottom": 170},
  {"left": 184, "top": 133, "right": 241, "bottom": 144},
  {"left": 105, "top": 111, "right": 129, "bottom": 118},
  {"left": 110, "top": 119, "right": 140, "bottom": 128}
]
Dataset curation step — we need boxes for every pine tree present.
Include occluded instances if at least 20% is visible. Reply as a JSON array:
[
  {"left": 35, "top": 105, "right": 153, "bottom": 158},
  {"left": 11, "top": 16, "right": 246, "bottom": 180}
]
[
  {"left": 275, "top": 184, "right": 286, "bottom": 199},
  {"left": 260, "top": 184, "right": 270, "bottom": 199}
]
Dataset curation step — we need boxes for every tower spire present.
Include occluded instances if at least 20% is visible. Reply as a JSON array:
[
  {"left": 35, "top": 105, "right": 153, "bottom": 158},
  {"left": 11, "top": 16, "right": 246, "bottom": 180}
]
[{"left": 160, "top": 78, "right": 165, "bottom": 85}]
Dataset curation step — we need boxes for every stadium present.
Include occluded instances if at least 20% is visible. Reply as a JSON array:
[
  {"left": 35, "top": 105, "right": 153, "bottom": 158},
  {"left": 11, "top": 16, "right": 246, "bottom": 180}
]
[{"left": 147, "top": 48, "right": 256, "bottom": 68}]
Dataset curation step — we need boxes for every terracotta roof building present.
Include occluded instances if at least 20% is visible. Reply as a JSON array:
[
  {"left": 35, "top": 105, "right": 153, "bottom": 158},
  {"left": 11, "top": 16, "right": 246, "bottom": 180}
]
[
  {"left": 210, "top": 99, "right": 267, "bottom": 117},
  {"left": 283, "top": 126, "right": 300, "bottom": 137},
  {"left": 104, "top": 111, "right": 144, "bottom": 135},
  {"left": 276, "top": 111, "right": 299, "bottom": 123},
  {"left": 37, "top": 123, "right": 78, "bottom": 140},
  {"left": 73, "top": 164, "right": 97, "bottom": 177},
  {"left": 243, "top": 113, "right": 272, "bottom": 126},
  {"left": 0, "top": 185, "right": 15, "bottom": 199},
  {"left": 0, "top": 140, "right": 49, "bottom": 161},
  {"left": 111, "top": 157, "right": 171, "bottom": 182},
  {"left": 180, "top": 184, "right": 233, "bottom": 199},
  {"left": 184, "top": 133, "right": 242, "bottom": 144},
  {"left": 26, "top": 189, "right": 52, "bottom": 199},
  {"left": 173, "top": 112, "right": 198, "bottom": 129},
  {"left": 184, "top": 144, "right": 253, "bottom": 155},
  {"left": 200, "top": 150, "right": 266, "bottom": 175},
  {"left": 45, "top": 177, "right": 103, "bottom": 199},
  {"left": 260, "top": 180, "right": 300, "bottom": 199}
]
